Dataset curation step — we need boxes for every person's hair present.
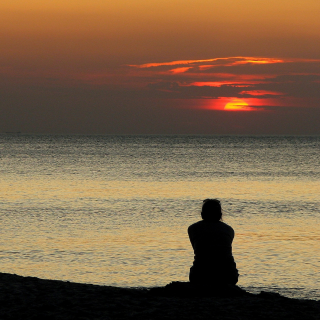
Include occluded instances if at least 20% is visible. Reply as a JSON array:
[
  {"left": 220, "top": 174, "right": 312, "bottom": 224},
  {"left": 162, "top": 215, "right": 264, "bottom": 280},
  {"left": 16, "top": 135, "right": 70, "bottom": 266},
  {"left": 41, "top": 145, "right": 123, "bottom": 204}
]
[{"left": 201, "top": 199, "right": 222, "bottom": 221}]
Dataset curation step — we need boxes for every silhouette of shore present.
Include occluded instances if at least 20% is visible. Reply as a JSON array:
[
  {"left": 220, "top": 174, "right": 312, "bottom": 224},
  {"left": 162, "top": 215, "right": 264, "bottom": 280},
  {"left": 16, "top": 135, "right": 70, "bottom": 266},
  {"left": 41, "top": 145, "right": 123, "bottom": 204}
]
[{"left": 1, "top": 272, "right": 319, "bottom": 319}]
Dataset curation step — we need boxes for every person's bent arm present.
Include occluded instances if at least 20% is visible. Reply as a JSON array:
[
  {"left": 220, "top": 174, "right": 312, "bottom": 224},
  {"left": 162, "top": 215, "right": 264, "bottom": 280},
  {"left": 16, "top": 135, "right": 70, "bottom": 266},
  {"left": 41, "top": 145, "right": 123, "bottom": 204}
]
[{"left": 188, "top": 225, "right": 195, "bottom": 250}]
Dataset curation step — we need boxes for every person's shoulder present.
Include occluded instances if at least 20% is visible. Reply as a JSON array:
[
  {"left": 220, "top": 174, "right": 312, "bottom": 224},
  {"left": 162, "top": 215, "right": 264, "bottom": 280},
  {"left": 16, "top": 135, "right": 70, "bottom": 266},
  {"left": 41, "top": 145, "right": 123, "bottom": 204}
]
[
  {"left": 188, "top": 220, "right": 204, "bottom": 232},
  {"left": 188, "top": 220, "right": 203, "bottom": 229},
  {"left": 218, "top": 221, "right": 235, "bottom": 233}
]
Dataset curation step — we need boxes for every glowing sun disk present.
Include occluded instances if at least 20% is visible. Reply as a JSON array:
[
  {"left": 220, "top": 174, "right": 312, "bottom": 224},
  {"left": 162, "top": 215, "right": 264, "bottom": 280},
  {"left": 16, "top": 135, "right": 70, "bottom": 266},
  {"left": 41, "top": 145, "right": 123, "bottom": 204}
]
[{"left": 224, "top": 99, "right": 250, "bottom": 111}]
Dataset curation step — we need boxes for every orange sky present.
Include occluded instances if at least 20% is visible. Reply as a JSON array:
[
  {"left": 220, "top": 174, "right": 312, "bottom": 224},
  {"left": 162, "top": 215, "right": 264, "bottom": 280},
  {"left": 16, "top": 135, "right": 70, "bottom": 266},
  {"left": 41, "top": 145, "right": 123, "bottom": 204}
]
[
  {"left": 1, "top": 1, "right": 320, "bottom": 134},
  {"left": 2, "top": 1, "right": 320, "bottom": 67}
]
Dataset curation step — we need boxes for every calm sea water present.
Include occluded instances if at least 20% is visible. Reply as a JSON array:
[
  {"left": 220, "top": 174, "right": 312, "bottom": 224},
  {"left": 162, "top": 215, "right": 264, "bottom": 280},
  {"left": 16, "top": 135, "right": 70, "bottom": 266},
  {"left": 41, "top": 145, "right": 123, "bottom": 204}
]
[{"left": 0, "top": 135, "right": 319, "bottom": 299}]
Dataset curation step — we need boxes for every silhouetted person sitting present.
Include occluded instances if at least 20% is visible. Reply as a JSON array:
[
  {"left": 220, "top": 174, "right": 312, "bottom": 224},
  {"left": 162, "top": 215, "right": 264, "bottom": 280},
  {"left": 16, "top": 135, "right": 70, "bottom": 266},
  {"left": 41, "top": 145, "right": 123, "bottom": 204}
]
[{"left": 188, "top": 199, "right": 239, "bottom": 288}]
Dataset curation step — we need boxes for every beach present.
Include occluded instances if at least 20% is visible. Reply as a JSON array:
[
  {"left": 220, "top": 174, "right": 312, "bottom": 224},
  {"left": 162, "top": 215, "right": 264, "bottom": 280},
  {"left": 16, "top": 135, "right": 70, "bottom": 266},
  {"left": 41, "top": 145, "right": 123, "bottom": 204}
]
[{"left": 1, "top": 272, "right": 319, "bottom": 320}]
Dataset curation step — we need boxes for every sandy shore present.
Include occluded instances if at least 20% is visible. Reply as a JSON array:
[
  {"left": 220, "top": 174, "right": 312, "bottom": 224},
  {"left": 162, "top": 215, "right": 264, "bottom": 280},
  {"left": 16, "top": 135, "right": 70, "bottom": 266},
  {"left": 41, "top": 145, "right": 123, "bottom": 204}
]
[{"left": 0, "top": 273, "right": 319, "bottom": 320}]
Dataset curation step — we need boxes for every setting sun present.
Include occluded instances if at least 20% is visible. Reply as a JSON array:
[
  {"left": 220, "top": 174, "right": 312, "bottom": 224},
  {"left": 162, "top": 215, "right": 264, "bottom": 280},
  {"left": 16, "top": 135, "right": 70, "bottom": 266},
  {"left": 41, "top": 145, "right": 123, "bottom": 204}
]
[{"left": 224, "top": 99, "right": 251, "bottom": 111}]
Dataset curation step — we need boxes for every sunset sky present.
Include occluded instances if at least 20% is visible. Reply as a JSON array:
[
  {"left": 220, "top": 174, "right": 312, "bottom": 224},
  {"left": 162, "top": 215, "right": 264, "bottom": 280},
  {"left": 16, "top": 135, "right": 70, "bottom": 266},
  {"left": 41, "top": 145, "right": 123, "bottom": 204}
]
[{"left": 1, "top": 0, "right": 320, "bottom": 134}]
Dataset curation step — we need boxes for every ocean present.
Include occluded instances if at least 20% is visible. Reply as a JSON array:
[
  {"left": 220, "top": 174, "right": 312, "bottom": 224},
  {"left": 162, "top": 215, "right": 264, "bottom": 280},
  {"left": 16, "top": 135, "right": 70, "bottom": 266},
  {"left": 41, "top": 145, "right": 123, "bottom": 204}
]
[{"left": 0, "top": 134, "right": 319, "bottom": 299}]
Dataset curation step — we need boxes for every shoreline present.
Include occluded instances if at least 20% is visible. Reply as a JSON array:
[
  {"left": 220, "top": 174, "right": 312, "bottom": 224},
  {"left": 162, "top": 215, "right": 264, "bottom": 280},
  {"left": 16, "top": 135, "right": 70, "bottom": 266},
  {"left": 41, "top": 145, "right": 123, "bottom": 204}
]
[{"left": 1, "top": 273, "right": 319, "bottom": 319}]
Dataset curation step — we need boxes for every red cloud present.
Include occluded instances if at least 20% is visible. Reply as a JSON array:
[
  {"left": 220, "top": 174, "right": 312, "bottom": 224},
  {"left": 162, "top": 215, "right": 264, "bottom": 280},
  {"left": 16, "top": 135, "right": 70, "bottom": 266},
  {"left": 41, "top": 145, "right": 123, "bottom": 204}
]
[{"left": 126, "top": 56, "right": 320, "bottom": 111}]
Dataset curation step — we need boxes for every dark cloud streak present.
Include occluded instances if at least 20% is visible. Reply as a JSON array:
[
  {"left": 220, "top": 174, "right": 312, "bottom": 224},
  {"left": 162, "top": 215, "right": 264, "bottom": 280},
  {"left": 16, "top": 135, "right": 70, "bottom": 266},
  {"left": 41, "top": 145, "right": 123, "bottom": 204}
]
[{"left": 1, "top": 57, "right": 320, "bottom": 134}]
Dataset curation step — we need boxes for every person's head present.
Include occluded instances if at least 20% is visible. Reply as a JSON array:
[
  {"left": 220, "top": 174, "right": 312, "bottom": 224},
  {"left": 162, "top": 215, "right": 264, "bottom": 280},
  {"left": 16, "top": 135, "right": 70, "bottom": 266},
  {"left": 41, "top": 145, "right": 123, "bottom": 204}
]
[{"left": 201, "top": 199, "right": 222, "bottom": 222}]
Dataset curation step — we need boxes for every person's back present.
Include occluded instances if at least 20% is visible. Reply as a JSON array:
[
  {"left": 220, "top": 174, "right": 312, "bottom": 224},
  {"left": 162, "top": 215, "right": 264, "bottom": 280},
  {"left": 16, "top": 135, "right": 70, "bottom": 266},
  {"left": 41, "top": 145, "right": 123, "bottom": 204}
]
[
  {"left": 188, "top": 220, "right": 234, "bottom": 262},
  {"left": 188, "top": 199, "right": 238, "bottom": 287}
]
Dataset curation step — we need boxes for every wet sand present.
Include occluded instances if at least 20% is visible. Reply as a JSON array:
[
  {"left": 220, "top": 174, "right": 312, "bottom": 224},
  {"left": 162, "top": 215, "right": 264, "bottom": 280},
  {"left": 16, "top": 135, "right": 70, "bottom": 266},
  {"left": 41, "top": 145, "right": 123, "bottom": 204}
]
[{"left": 0, "top": 272, "right": 319, "bottom": 320}]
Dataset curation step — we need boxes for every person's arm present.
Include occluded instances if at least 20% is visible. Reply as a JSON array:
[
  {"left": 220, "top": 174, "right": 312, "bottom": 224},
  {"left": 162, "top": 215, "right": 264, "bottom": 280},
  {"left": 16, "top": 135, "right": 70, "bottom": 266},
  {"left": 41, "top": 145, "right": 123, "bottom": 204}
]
[
  {"left": 229, "top": 226, "right": 235, "bottom": 242},
  {"left": 188, "top": 225, "right": 195, "bottom": 250}
]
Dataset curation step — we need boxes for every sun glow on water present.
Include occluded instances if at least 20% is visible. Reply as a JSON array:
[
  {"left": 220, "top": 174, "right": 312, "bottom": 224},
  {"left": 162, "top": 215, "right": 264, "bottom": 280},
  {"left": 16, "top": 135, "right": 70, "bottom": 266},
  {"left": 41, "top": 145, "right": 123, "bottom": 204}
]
[{"left": 1, "top": 135, "right": 319, "bottom": 298}]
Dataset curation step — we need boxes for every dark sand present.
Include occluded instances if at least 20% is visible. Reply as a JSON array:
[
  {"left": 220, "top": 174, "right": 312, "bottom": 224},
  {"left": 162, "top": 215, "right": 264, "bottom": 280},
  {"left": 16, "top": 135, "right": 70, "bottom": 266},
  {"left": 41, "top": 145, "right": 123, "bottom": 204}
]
[{"left": 1, "top": 273, "right": 319, "bottom": 320}]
